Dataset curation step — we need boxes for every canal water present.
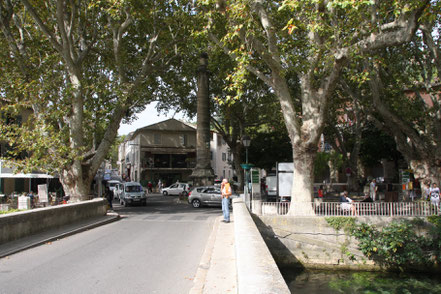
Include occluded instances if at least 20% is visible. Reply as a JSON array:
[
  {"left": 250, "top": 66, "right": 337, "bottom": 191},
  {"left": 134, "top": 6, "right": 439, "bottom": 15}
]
[{"left": 282, "top": 268, "right": 441, "bottom": 294}]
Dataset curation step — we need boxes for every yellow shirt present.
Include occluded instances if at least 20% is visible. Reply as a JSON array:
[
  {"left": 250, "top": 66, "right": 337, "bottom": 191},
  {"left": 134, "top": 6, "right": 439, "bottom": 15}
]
[{"left": 221, "top": 183, "right": 232, "bottom": 198}]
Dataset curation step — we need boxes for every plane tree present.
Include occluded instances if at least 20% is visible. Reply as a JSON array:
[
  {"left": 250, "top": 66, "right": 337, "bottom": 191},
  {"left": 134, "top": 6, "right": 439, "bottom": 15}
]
[
  {"left": 199, "top": 0, "right": 431, "bottom": 214},
  {"left": 364, "top": 27, "right": 441, "bottom": 187},
  {"left": 0, "top": 0, "right": 194, "bottom": 200}
]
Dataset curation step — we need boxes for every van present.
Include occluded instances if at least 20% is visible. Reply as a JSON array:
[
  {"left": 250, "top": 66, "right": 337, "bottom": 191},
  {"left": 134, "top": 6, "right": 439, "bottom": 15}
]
[{"left": 119, "top": 182, "right": 147, "bottom": 207}]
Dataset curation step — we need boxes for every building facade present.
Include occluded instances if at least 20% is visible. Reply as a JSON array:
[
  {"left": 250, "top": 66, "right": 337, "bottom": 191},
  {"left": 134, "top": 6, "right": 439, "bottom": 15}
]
[{"left": 118, "top": 119, "right": 234, "bottom": 188}]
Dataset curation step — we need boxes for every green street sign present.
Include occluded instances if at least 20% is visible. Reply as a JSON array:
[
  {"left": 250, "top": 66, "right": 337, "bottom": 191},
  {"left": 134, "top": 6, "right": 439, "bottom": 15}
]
[{"left": 251, "top": 170, "right": 259, "bottom": 184}]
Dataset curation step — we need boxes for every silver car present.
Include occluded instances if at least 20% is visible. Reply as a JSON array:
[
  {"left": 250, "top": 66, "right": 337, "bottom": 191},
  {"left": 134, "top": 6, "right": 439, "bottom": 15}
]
[
  {"left": 162, "top": 183, "right": 191, "bottom": 196},
  {"left": 119, "top": 182, "right": 147, "bottom": 207},
  {"left": 188, "top": 186, "right": 236, "bottom": 208}
]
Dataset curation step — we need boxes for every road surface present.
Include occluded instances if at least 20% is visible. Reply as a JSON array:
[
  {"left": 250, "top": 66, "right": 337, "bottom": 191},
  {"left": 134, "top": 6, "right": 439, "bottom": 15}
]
[{"left": 0, "top": 195, "right": 221, "bottom": 294}]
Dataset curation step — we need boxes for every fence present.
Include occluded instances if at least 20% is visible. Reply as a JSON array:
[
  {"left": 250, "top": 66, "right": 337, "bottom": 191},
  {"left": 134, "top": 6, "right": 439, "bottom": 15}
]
[{"left": 260, "top": 201, "right": 441, "bottom": 217}]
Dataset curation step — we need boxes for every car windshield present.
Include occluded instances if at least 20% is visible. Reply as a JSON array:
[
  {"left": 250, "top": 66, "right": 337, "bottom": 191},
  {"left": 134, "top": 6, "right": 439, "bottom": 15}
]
[{"left": 126, "top": 185, "right": 142, "bottom": 192}]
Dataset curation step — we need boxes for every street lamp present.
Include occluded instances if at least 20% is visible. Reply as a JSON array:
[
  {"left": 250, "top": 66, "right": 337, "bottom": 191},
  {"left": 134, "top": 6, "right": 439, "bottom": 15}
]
[
  {"left": 242, "top": 135, "right": 251, "bottom": 164},
  {"left": 242, "top": 135, "right": 251, "bottom": 206}
]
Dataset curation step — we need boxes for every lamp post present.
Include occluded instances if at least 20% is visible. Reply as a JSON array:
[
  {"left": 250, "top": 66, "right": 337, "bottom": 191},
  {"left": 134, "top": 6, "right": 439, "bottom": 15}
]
[
  {"left": 242, "top": 135, "right": 251, "bottom": 207},
  {"left": 242, "top": 135, "right": 251, "bottom": 165}
]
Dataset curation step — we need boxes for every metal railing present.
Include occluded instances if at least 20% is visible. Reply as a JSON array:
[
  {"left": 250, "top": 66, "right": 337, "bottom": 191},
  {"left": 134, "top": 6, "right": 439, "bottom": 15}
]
[{"left": 260, "top": 201, "right": 441, "bottom": 217}]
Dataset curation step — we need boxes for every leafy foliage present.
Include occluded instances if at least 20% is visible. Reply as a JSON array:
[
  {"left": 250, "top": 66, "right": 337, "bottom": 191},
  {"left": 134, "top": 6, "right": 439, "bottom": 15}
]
[
  {"left": 328, "top": 271, "right": 441, "bottom": 294},
  {"left": 325, "top": 217, "right": 356, "bottom": 232},
  {"left": 326, "top": 217, "right": 441, "bottom": 271}
]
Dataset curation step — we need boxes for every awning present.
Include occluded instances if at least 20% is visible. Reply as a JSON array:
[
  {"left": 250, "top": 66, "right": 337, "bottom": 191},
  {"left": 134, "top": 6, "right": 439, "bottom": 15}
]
[{"left": 0, "top": 173, "right": 56, "bottom": 179}]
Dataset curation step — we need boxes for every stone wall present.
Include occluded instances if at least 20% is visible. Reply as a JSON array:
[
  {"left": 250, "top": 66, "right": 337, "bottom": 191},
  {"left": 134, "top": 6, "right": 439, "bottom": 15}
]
[
  {"left": 254, "top": 215, "right": 421, "bottom": 271},
  {"left": 0, "top": 198, "right": 107, "bottom": 244},
  {"left": 233, "top": 199, "right": 291, "bottom": 293}
]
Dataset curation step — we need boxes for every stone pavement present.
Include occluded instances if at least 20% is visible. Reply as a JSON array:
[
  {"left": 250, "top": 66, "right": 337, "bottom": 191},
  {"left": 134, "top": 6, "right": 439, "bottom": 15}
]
[{"left": 190, "top": 214, "right": 237, "bottom": 294}]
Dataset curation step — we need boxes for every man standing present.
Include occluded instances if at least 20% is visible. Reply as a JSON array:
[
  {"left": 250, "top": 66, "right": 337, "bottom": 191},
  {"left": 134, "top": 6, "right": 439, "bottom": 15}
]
[
  {"left": 430, "top": 183, "right": 440, "bottom": 208},
  {"left": 221, "top": 179, "right": 232, "bottom": 223},
  {"left": 370, "top": 179, "right": 377, "bottom": 201}
]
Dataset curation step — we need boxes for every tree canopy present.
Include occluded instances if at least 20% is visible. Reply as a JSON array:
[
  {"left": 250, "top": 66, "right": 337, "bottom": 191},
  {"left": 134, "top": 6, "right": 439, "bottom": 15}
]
[{"left": 0, "top": 0, "right": 195, "bottom": 200}]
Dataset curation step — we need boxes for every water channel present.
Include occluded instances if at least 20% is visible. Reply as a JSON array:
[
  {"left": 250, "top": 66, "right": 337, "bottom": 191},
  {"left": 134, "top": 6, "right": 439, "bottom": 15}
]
[{"left": 282, "top": 268, "right": 441, "bottom": 294}]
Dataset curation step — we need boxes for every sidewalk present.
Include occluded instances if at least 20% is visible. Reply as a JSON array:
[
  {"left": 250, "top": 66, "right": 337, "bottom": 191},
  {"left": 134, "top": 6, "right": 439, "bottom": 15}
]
[
  {"left": 190, "top": 214, "right": 237, "bottom": 294},
  {"left": 0, "top": 212, "right": 120, "bottom": 258}
]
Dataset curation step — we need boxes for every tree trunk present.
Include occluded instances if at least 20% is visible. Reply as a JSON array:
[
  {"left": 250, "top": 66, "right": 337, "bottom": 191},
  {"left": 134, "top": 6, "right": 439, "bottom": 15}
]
[
  {"left": 288, "top": 142, "right": 317, "bottom": 215},
  {"left": 60, "top": 168, "right": 92, "bottom": 201},
  {"left": 231, "top": 145, "right": 244, "bottom": 191},
  {"left": 410, "top": 159, "right": 441, "bottom": 187}
]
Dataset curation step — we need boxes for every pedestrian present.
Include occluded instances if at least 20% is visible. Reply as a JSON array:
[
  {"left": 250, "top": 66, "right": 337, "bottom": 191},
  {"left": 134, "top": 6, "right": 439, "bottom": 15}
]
[
  {"left": 221, "top": 178, "right": 232, "bottom": 223},
  {"left": 157, "top": 179, "right": 162, "bottom": 193},
  {"left": 370, "top": 178, "right": 377, "bottom": 201},
  {"left": 317, "top": 185, "right": 324, "bottom": 198},
  {"left": 105, "top": 186, "right": 113, "bottom": 210},
  {"left": 28, "top": 191, "right": 35, "bottom": 208},
  {"left": 423, "top": 180, "right": 431, "bottom": 201},
  {"left": 340, "top": 191, "right": 357, "bottom": 215},
  {"left": 148, "top": 182, "right": 153, "bottom": 193},
  {"left": 429, "top": 183, "right": 440, "bottom": 208}
]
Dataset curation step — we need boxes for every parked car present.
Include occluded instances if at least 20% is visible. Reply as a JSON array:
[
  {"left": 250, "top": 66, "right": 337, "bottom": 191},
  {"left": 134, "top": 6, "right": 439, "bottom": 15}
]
[
  {"left": 119, "top": 182, "right": 147, "bottom": 207},
  {"left": 162, "top": 183, "right": 191, "bottom": 196},
  {"left": 188, "top": 185, "right": 237, "bottom": 208}
]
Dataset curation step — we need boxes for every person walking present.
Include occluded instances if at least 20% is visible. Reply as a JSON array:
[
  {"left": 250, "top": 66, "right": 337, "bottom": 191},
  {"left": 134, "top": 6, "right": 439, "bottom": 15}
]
[
  {"left": 370, "top": 179, "right": 377, "bottom": 201},
  {"left": 105, "top": 186, "right": 113, "bottom": 210},
  {"left": 221, "top": 179, "right": 232, "bottom": 223}
]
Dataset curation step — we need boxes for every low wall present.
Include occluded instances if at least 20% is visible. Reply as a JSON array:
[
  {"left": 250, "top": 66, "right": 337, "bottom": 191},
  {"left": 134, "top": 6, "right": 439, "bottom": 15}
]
[
  {"left": 233, "top": 198, "right": 290, "bottom": 294},
  {"left": 0, "top": 198, "right": 107, "bottom": 244},
  {"left": 255, "top": 215, "right": 422, "bottom": 271}
]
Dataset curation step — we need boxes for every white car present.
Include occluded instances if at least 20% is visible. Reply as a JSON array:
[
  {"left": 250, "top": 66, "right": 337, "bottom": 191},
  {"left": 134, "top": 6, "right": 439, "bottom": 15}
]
[
  {"left": 162, "top": 183, "right": 191, "bottom": 196},
  {"left": 114, "top": 183, "right": 124, "bottom": 199},
  {"left": 107, "top": 180, "right": 121, "bottom": 194}
]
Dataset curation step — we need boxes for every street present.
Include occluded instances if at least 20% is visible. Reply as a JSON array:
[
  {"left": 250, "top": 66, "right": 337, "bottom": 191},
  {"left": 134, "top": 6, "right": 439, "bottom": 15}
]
[{"left": 0, "top": 195, "right": 221, "bottom": 294}]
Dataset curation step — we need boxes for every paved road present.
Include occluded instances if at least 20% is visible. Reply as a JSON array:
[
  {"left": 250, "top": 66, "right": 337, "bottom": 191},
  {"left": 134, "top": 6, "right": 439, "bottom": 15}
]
[{"left": 0, "top": 195, "right": 221, "bottom": 294}]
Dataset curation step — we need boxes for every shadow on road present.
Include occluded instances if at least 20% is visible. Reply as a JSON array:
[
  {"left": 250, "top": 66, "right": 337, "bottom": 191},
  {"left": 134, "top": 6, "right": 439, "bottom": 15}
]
[{"left": 112, "top": 194, "right": 222, "bottom": 217}]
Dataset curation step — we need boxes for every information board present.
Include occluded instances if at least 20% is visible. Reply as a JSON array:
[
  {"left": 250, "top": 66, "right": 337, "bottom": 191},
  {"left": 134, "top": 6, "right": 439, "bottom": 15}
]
[{"left": 38, "top": 184, "right": 49, "bottom": 203}]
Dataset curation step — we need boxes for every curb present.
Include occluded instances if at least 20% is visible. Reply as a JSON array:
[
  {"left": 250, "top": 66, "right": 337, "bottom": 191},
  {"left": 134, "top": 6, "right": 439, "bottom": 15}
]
[
  {"left": 189, "top": 216, "right": 221, "bottom": 294},
  {"left": 0, "top": 213, "right": 121, "bottom": 259}
]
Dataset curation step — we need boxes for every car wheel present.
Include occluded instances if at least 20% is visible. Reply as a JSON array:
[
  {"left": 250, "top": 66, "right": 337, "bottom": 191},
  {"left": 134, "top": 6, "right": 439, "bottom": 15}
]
[
  {"left": 163, "top": 191, "right": 168, "bottom": 196},
  {"left": 192, "top": 199, "right": 201, "bottom": 208}
]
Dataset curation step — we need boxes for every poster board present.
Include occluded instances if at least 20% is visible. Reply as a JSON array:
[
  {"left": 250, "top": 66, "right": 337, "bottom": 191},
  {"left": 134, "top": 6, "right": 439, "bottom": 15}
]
[
  {"left": 278, "top": 163, "right": 294, "bottom": 197},
  {"left": 38, "top": 184, "right": 49, "bottom": 203}
]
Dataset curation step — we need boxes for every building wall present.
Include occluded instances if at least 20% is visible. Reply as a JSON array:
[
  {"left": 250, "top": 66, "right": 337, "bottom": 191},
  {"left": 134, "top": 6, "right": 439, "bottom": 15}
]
[
  {"left": 139, "top": 131, "right": 196, "bottom": 148},
  {"left": 210, "top": 133, "right": 234, "bottom": 180}
]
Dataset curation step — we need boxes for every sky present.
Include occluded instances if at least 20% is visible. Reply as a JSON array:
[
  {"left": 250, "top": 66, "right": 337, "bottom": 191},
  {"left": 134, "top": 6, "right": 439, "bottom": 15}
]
[{"left": 117, "top": 102, "right": 187, "bottom": 136}]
